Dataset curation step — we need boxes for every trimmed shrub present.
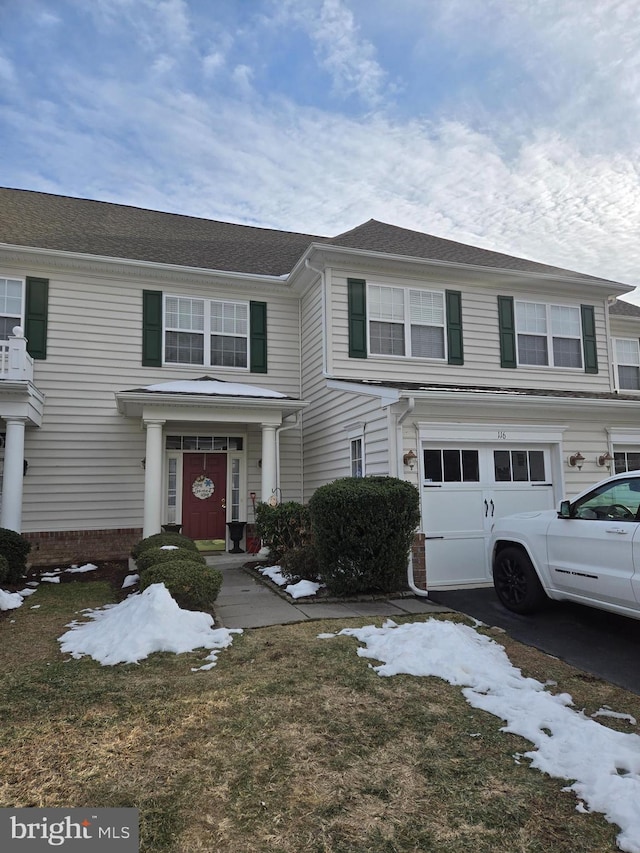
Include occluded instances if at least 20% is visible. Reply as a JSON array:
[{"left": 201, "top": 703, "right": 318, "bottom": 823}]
[
  {"left": 135, "top": 546, "right": 206, "bottom": 573},
  {"left": 309, "top": 477, "right": 420, "bottom": 596},
  {"left": 0, "top": 527, "right": 32, "bottom": 584},
  {"left": 139, "top": 559, "right": 223, "bottom": 611},
  {"left": 0, "top": 554, "right": 10, "bottom": 584},
  {"left": 131, "top": 532, "right": 198, "bottom": 560},
  {"left": 280, "top": 544, "right": 320, "bottom": 583},
  {"left": 255, "top": 502, "right": 312, "bottom": 562}
]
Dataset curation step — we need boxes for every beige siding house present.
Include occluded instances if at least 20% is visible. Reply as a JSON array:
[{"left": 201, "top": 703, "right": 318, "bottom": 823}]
[{"left": 1, "top": 188, "right": 640, "bottom": 590}]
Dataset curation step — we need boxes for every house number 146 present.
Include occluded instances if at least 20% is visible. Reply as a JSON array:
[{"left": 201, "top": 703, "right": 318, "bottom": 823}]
[{"left": 497, "top": 431, "right": 507, "bottom": 440}]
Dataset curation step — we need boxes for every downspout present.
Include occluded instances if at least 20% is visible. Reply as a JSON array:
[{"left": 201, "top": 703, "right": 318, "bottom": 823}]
[{"left": 397, "top": 398, "right": 428, "bottom": 597}]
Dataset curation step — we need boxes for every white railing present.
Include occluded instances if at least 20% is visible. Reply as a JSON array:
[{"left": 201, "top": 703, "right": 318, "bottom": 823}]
[{"left": 0, "top": 328, "right": 34, "bottom": 381}]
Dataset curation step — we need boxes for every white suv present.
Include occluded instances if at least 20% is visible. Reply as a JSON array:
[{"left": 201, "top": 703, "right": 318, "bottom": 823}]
[{"left": 489, "top": 470, "right": 640, "bottom": 620}]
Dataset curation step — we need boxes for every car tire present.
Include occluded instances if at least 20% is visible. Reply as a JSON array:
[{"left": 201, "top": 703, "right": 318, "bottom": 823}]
[{"left": 492, "top": 546, "right": 547, "bottom": 614}]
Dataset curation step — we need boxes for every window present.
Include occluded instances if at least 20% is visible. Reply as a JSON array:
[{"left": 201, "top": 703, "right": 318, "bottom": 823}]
[
  {"left": 614, "top": 451, "right": 640, "bottom": 475},
  {"left": 572, "top": 478, "right": 640, "bottom": 521},
  {"left": 515, "top": 301, "right": 583, "bottom": 368},
  {"left": 369, "top": 285, "right": 445, "bottom": 359},
  {"left": 0, "top": 277, "right": 23, "bottom": 339},
  {"left": 494, "top": 450, "right": 546, "bottom": 482},
  {"left": 165, "top": 435, "right": 243, "bottom": 451},
  {"left": 164, "top": 296, "right": 249, "bottom": 368},
  {"left": 350, "top": 437, "right": 364, "bottom": 477},
  {"left": 614, "top": 339, "right": 640, "bottom": 390},
  {"left": 423, "top": 449, "right": 479, "bottom": 482}
]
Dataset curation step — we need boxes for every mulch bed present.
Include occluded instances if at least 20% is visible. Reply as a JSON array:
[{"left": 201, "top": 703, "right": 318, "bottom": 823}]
[{"left": 21, "top": 561, "right": 133, "bottom": 599}]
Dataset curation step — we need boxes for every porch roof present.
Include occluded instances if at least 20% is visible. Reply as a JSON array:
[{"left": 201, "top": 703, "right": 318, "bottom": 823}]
[{"left": 115, "top": 376, "right": 307, "bottom": 422}]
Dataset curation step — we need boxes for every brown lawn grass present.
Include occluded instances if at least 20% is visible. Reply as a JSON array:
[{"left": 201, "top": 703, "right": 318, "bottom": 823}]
[{"left": 1, "top": 581, "right": 638, "bottom": 852}]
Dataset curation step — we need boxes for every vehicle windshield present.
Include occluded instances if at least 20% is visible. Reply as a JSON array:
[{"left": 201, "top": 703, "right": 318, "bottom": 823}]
[{"left": 572, "top": 479, "right": 640, "bottom": 521}]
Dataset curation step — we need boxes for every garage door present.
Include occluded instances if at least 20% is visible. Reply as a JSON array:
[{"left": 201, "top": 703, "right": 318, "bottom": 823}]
[{"left": 422, "top": 445, "right": 554, "bottom": 588}]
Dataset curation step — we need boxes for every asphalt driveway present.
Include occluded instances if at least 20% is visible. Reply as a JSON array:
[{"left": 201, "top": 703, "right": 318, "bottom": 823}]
[{"left": 427, "top": 587, "right": 640, "bottom": 696}]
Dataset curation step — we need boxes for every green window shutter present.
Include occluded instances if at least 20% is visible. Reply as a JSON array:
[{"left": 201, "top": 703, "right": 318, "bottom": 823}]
[
  {"left": 445, "top": 290, "right": 463, "bottom": 365},
  {"left": 498, "top": 295, "right": 516, "bottom": 368},
  {"left": 142, "top": 290, "right": 163, "bottom": 367},
  {"left": 25, "top": 277, "right": 49, "bottom": 360},
  {"left": 581, "top": 304, "right": 598, "bottom": 374},
  {"left": 250, "top": 301, "right": 267, "bottom": 373},
  {"left": 348, "top": 278, "right": 367, "bottom": 358}
]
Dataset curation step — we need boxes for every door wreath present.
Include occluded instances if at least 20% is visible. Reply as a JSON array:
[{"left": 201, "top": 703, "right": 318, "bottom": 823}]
[{"left": 192, "top": 475, "right": 215, "bottom": 500}]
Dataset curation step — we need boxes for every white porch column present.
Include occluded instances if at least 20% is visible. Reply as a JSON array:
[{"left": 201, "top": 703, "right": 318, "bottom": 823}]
[
  {"left": 261, "top": 424, "right": 278, "bottom": 503},
  {"left": 1, "top": 417, "right": 27, "bottom": 532},
  {"left": 143, "top": 419, "right": 165, "bottom": 538}
]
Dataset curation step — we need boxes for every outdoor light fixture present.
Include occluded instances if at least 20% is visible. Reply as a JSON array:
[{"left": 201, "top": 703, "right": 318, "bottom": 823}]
[
  {"left": 597, "top": 451, "right": 614, "bottom": 468},
  {"left": 141, "top": 458, "right": 146, "bottom": 470},
  {"left": 568, "top": 452, "right": 585, "bottom": 470},
  {"left": 23, "top": 460, "right": 28, "bottom": 476},
  {"left": 403, "top": 450, "right": 417, "bottom": 470}
]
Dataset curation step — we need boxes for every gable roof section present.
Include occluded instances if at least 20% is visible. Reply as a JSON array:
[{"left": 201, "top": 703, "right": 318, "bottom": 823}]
[
  {"left": 328, "top": 219, "right": 619, "bottom": 285},
  {"left": 0, "top": 187, "right": 322, "bottom": 276},
  {"left": 0, "top": 187, "right": 629, "bottom": 289},
  {"left": 610, "top": 299, "right": 640, "bottom": 318}
]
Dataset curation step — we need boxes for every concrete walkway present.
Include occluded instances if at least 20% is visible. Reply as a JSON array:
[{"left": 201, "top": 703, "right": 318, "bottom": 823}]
[{"left": 207, "top": 554, "right": 451, "bottom": 629}]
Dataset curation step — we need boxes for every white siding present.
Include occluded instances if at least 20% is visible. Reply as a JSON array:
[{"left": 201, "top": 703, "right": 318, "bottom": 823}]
[
  {"left": 5, "top": 258, "right": 303, "bottom": 532},
  {"left": 328, "top": 268, "right": 613, "bottom": 393}
]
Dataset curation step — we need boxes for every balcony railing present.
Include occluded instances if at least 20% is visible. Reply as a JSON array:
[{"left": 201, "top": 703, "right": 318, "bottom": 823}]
[{"left": 0, "top": 328, "right": 34, "bottom": 382}]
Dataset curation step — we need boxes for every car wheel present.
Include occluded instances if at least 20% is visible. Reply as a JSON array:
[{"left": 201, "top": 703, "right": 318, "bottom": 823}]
[{"left": 492, "top": 546, "right": 547, "bottom": 614}]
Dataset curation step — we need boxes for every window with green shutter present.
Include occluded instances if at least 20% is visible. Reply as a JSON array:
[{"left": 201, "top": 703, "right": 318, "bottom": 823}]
[
  {"left": 446, "top": 290, "right": 463, "bottom": 365},
  {"left": 249, "top": 301, "right": 267, "bottom": 373},
  {"left": 581, "top": 304, "right": 598, "bottom": 374},
  {"left": 348, "top": 278, "right": 367, "bottom": 358},
  {"left": 142, "top": 290, "right": 163, "bottom": 367},
  {"left": 498, "top": 295, "right": 516, "bottom": 368},
  {"left": 25, "top": 277, "right": 49, "bottom": 360}
]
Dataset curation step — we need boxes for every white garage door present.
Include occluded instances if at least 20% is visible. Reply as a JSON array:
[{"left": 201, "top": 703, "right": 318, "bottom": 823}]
[{"left": 422, "top": 444, "right": 554, "bottom": 588}]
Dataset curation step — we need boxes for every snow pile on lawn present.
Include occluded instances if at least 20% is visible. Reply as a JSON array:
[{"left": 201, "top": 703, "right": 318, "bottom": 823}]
[
  {"left": 321, "top": 618, "right": 640, "bottom": 853},
  {"left": 0, "top": 589, "right": 25, "bottom": 611},
  {"left": 258, "top": 565, "right": 323, "bottom": 599},
  {"left": 58, "top": 583, "right": 241, "bottom": 668}
]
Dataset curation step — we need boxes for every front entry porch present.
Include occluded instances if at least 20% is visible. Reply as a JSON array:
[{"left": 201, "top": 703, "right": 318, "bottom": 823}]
[{"left": 115, "top": 377, "right": 308, "bottom": 545}]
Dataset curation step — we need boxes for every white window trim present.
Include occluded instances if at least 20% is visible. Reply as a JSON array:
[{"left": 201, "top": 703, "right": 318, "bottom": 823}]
[
  {"left": 162, "top": 294, "right": 250, "bottom": 370},
  {"left": 515, "top": 299, "right": 583, "bottom": 370},
  {"left": 0, "top": 274, "right": 25, "bottom": 338},
  {"left": 346, "top": 424, "right": 366, "bottom": 478},
  {"left": 367, "top": 283, "right": 447, "bottom": 361},
  {"left": 613, "top": 337, "right": 640, "bottom": 392}
]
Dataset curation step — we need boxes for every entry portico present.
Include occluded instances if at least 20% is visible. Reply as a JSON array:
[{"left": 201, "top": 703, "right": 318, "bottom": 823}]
[{"left": 115, "top": 378, "right": 308, "bottom": 539}]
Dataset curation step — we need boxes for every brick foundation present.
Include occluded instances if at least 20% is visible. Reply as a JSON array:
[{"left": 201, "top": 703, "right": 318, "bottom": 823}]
[
  {"left": 24, "top": 528, "right": 143, "bottom": 568},
  {"left": 411, "top": 532, "right": 427, "bottom": 591}
]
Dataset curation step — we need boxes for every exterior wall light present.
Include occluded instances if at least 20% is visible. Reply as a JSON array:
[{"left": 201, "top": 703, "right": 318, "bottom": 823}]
[
  {"left": 403, "top": 450, "right": 417, "bottom": 470},
  {"left": 597, "top": 452, "right": 614, "bottom": 468},
  {"left": 568, "top": 452, "right": 585, "bottom": 470},
  {"left": 23, "top": 460, "right": 28, "bottom": 476}
]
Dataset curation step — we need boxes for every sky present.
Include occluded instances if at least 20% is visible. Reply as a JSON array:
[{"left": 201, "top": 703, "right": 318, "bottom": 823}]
[
  {"left": 1, "top": 0, "right": 640, "bottom": 295},
  {"left": 3, "top": 571, "right": 640, "bottom": 851}
]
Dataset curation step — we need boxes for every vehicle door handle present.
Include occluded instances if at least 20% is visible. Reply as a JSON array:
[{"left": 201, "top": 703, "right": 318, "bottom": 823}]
[{"left": 605, "top": 527, "right": 628, "bottom": 534}]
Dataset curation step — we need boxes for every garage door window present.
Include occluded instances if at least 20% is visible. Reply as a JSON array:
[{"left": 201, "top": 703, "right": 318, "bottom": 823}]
[
  {"left": 494, "top": 450, "right": 546, "bottom": 482},
  {"left": 614, "top": 452, "right": 640, "bottom": 474},
  {"left": 424, "top": 449, "right": 479, "bottom": 482}
]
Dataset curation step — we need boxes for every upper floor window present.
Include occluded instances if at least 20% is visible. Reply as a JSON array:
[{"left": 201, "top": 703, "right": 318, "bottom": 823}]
[
  {"left": 515, "top": 301, "right": 583, "bottom": 368},
  {"left": 164, "top": 296, "right": 249, "bottom": 368},
  {"left": 0, "top": 277, "right": 23, "bottom": 339},
  {"left": 614, "top": 338, "right": 640, "bottom": 390},
  {"left": 369, "top": 285, "right": 445, "bottom": 359}
]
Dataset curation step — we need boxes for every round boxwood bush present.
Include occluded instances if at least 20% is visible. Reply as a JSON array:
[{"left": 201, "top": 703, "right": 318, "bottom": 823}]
[
  {"left": 309, "top": 476, "right": 420, "bottom": 596},
  {"left": 139, "top": 559, "right": 223, "bottom": 611},
  {"left": 0, "top": 527, "right": 32, "bottom": 584},
  {"left": 131, "top": 532, "right": 198, "bottom": 560},
  {"left": 0, "top": 553, "right": 10, "bottom": 584},
  {"left": 135, "top": 546, "right": 206, "bottom": 573}
]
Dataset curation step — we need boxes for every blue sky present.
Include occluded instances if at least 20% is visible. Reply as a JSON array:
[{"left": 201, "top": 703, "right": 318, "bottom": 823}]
[{"left": 1, "top": 0, "right": 640, "bottom": 294}]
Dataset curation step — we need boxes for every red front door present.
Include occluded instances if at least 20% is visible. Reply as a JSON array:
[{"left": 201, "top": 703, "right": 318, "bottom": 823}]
[{"left": 181, "top": 453, "right": 227, "bottom": 540}]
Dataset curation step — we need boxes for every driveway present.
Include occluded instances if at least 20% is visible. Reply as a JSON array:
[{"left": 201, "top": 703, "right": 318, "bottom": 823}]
[{"left": 427, "top": 587, "right": 640, "bottom": 696}]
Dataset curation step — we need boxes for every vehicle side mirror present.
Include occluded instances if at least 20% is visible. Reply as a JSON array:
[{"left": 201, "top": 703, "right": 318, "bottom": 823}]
[{"left": 558, "top": 500, "right": 572, "bottom": 519}]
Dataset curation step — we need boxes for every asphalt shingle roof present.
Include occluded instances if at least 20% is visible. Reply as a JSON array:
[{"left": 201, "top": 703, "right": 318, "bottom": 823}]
[
  {"left": 609, "top": 299, "right": 640, "bottom": 318},
  {"left": 0, "top": 188, "right": 626, "bottom": 286}
]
